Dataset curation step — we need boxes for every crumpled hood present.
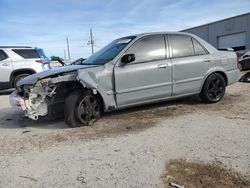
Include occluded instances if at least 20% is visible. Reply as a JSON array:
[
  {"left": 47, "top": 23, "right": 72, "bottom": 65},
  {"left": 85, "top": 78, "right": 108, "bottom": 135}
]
[{"left": 17, "top": 65, "right": 98, "bottom": 86}]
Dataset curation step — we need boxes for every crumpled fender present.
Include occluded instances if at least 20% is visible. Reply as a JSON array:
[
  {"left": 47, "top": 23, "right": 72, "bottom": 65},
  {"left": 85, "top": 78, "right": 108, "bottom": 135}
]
[
  {"left": 77, "top": 71, "right": 98, "bottom": 89},
  {"left": 77, "top": 66, "right": 117, "bottom": 111}
]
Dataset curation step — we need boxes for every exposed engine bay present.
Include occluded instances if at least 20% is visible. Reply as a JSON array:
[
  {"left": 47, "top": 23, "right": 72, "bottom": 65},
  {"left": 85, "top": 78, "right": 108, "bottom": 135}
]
[{"left": 11, "top": 71, "right": 79, "bottom": 120}]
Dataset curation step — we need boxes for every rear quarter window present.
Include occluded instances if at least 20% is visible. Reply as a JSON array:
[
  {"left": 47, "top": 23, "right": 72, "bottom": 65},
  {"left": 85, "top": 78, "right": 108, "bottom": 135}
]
[
  {"left": 192, "top": 38, "right": 208, "bottom": 55},
  {"left": 12, "top": 49, "right": 40, "bottom": 59},
  {"left": 0, "top": 50, "right": 8, "bottom": 61}
]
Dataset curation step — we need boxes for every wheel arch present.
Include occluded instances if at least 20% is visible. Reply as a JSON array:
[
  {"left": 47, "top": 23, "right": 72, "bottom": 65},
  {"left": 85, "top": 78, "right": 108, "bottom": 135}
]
[
  {"left": 200, "top": 69, "right": 228, "bottom": 92},
  {"left": 57, "top": 81, "right": 106, "bottom": 113},
  {"left": 10, "top": 68, "right": 36, "bottom": 87}
]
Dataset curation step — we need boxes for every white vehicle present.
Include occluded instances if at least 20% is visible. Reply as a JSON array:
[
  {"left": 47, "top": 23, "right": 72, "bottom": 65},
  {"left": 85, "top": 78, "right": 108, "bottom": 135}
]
[{"left": 0, "top": 46, "right": 50, "bottom": 90}]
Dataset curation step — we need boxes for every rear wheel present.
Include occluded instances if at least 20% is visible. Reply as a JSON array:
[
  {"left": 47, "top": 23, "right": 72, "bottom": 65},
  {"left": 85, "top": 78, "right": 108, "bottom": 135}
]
[
  {"left": 64, "top": 89, "right": 102, "bottom": 127},
  {"left": 200, "top": 73, "right": 226, "bottom": 103},
  {"left": 13, "top": 73, "right": 30, "bottom": 89}
]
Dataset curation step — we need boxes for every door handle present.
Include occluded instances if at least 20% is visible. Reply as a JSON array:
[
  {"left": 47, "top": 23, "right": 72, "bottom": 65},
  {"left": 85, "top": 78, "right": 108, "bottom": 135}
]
[
  {"left": 2, "top": 63, "right": 9, "bottom": 66},
  {"left": 158, "top": 64, "right": 168, "bottom": 69}
]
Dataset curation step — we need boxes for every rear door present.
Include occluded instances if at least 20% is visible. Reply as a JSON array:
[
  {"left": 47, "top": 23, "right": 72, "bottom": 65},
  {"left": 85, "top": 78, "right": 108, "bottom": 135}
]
[
  {"left": 0, "top": 50, "right": 13, "bottom": 83},
  {"left": 168, "top": 34, "right": 212, "bottom": 95},
  {"left": 12, "top": 49, "right": 49, "bottom": 71},
  {"left": 12, "top": 49, "right": 39, "bottom": 68},
  {"left": 114, "top": 35, "right": 173, "bottom": 107}
]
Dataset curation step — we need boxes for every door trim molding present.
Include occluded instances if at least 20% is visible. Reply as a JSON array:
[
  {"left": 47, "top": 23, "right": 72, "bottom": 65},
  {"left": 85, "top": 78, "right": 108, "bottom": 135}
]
[
  {"left": 116, "top": 82, "right": 172, "bottom": 94},
  {"left": 174, "top": 76, "right": 203, "bottom": 84}
]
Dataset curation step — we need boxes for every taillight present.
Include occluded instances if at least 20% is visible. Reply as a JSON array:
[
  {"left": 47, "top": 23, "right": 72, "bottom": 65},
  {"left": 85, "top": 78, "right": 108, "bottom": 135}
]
[
  {"left": 237, "top": 57, "right": 240, "bottom": 64},
  {"left": 35, "top": 60, "right": 48, "bottom": 64}
]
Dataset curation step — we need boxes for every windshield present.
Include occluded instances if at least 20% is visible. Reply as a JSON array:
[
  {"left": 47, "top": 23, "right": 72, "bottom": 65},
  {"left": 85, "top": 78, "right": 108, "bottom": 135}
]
[{"left": 83, "top": 36, "right": 136, "bottom": 65}]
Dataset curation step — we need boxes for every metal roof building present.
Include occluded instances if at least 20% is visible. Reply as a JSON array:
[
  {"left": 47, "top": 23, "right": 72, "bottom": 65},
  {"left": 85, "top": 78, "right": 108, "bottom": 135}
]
[{"left": 182, "top": 12, "right": 250, "bottom": 51}]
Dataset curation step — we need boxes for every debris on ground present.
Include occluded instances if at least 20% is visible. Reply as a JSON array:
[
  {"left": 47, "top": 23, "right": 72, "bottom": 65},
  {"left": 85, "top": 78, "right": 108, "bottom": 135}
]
[
  {"left": 162, "top": 159, "right": 250, "bottom": 188},
  {"left": 77, "top": 176, "right": 87, "bottom": 184},
  {"left": 169, "top": 182, "right": 184, "bottom": 188},
  {"left": 22, "top": 130, "right": 31, "bottom": 134},
  {"left": 19, "top": 176, "right": 37, "bottom": 182}
]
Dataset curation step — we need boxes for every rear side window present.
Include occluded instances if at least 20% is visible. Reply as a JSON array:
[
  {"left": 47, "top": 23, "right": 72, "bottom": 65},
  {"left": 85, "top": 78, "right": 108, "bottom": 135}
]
[
  {"left": 126, "top": 35, "right": 166, "bottom": 63},
  {"left": 169, "top": 35, "right": 194, "bottom": 58},
  {"left": 192, "top": 38, "right": 207, "bottom": 55},
  {"left": 13, "top": 49, "right": 39, "bottom": 59},
  {"left": 0, "top": 50, "right": 8, "bottom": 61}
]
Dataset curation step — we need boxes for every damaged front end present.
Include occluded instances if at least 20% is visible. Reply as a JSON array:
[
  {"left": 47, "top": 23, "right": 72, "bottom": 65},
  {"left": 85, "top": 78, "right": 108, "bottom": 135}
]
[{"left": 10, "top": 72, "right": 77, "bottom": 120}]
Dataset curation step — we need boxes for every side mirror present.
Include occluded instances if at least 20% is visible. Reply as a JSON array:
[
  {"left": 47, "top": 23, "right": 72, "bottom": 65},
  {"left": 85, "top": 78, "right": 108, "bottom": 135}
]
[{"left": 121, "top": 54, "right": 135, "bottom": 64}]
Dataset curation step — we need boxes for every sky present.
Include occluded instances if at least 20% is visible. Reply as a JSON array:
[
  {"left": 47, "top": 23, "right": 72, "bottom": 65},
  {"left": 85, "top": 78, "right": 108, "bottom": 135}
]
[{"left": 0, "top": 0, "right": 250, "bottom": 60}]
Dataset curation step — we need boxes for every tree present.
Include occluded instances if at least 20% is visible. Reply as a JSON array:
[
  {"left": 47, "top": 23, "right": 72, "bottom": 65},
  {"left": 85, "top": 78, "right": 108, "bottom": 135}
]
[{"left": 50, "top": 56, "right": 64, "bottom": 61}]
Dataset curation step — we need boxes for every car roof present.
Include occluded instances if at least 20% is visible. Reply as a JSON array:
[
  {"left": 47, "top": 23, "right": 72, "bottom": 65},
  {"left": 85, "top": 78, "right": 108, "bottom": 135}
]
[
  {"left": 119, "top": 31, "right": 218, "bottom": 54},
  {"left": 132, "top": 31, "right": 193, "bottom": 37},
  {"left": 0, "top": 46, "right": 33, "bottom": 49},
  {"left": 119, "top": 32, "right": 198, "bottom": 41}
]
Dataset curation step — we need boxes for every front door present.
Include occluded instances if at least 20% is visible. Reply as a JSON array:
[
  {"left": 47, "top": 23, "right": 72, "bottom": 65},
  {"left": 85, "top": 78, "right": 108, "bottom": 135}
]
[{"left": 114, "top": 35, "right": 173, "bottom": 107}]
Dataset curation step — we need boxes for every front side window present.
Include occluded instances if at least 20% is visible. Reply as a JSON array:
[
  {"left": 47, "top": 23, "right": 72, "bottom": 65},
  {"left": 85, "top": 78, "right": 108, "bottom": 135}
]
[
  {"left": 0, "top": 50, "right": 8, "bottom": 61},
  {"left": 126, "top": 35, "right": 166, "bottom": 64},
  {"left": 169, "top": 35, "right": 194, "bottom": 58},
  {"left": 192, "top": 38, "right": 207, "bottom": 55}
]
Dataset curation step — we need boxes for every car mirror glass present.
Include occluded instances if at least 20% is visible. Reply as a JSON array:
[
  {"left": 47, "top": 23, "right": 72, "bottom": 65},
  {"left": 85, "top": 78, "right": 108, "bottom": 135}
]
[{"left": 121, "top": 54, "right": 135, "bottom": 64}]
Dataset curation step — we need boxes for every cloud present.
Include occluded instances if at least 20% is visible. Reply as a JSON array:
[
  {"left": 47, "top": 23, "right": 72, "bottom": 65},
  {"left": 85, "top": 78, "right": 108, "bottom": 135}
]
[{"left": 0, "top": 0, "right": 250, "bottom": 59}]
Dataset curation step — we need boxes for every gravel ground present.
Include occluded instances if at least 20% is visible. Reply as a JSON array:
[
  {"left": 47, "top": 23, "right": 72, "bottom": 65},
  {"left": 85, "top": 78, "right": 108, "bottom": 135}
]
[{"left": 0, "top": 82, "right": 249, "bottom": 188}]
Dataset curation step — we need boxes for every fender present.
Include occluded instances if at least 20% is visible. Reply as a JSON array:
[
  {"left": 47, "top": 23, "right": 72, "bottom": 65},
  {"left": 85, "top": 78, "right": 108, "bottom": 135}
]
[{"left": 77, "top": 66, "right": 117, "bottom": 112}]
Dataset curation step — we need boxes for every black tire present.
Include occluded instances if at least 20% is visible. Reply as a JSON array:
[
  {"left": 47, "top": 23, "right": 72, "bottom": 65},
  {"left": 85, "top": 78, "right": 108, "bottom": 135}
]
[
  {"left": 64, "top": 89, "right": 102, "bottom": 127},
  {"left": 200, "top": 73, "right": 226, "bottom": 103},
  {"left": 13, "top": 73, "right": 30, "bottom": 89}
]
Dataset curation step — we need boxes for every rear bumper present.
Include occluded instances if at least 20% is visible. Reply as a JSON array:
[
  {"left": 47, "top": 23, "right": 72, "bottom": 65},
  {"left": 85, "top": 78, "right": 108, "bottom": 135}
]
[
  {"left": 226, "top": 69, "right": 240, "bottom": 85},
  {"left": 0, "top": 81, "right": 11, "bottom": 90}
]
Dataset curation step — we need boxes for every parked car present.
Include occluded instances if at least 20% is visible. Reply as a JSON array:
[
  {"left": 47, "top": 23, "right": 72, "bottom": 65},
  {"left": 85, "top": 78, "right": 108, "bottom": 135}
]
[
  {"left": 0, "top": 46, "right": 50, "bottom": 90},
  {"left": 239, "top": 72, "right": 250, "bottom": 83},
  {"left": 54, "top": 58, "right": 86, "bottom": 66},
  {"left": 70, "top": 58, "right": 86, "bottom": 65},
  {"left": 10, "top": 32, "right": 240, "bottom": 127},
  {"left": 236, "top": 50, "right": 250, "bottom": 71},
  {"left": 52, "top": 58, "right": 86, "bottom": 67}
]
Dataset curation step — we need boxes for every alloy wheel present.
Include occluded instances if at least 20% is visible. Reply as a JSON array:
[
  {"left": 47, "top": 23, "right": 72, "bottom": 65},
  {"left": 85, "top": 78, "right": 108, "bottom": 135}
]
[{"left": 77, "top": 95, "right": 100, "bottom": 125}]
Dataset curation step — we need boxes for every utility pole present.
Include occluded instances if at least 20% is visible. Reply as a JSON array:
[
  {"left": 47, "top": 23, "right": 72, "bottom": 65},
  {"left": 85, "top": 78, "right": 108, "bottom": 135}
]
[
  {"left": 66, "top": 36, "right": 71, "bottom": 60},
  {"left": 87, "top": 28, "right": 95, "bottom": 55},
  {"left": 63, "top": 49, "right": 66, "bottom": 60}
]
